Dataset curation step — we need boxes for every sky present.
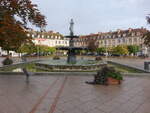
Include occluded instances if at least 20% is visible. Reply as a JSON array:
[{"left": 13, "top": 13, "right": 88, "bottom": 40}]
[{"left": 31, "top": 0, "right": 150, "bottom": 35}]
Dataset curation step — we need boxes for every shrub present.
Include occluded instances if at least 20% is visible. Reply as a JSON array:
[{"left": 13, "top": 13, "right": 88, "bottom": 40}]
[
  {"left": 95, "top": 56, "right": 102, "bottom": 61},
  {"left": 53, "top": 56, "right": 60, "bottom": 60},
  {"left": 2, "top": 57, "right": 13, "bottom": 65},
  {"left": 106, "top": 71, "right": 123, "bottom": 80},
  {"left": 99, "top": 66, "right": 123, "bottom": 80}
]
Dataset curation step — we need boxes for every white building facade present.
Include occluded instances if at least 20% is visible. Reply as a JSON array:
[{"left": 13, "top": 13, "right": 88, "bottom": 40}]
[
  {"left": 27, "top": 30, "right": 69, "bottom": 47},
  {"left": 0, "top": 30, "right": 69, "bottom": 57}
]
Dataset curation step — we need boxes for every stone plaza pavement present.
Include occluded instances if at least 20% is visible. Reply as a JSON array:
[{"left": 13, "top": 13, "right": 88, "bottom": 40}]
[
  {"left": 0, "top": 74, "right": 150, "bottom": 113},
  {"left": 107, "top": 57, "right": 150, "bottom": 71}
]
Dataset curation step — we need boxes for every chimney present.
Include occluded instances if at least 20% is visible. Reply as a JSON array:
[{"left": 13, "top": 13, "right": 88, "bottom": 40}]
[
  {"left": 128, "top": 28, "right": 132, "bottom": 32},
  {"left": 117, "top": 29, "right": 121, "bottom": 33}
]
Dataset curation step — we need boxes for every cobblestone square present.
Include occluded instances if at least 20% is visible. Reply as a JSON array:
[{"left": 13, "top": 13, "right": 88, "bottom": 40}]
[{"left": 0, "top": 74, "right": 150, "bottom": 113}]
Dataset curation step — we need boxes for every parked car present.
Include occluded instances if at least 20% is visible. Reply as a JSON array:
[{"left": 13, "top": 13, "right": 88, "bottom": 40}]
[{"left": 111, "top": 54, "right": 122, "bottom": 57}]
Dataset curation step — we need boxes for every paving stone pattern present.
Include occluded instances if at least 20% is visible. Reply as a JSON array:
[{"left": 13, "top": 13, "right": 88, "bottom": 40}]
[
  {"left": 0, "top": 75, "right": 150, "bottom": 113},
  {"left": 108, "top": 58, "right": 150, "bottom": 71}
]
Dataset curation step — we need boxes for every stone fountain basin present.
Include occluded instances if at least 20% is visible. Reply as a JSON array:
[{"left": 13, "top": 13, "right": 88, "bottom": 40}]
[{"left": 35, "top": 59, "right": 107, "bottom": 72}]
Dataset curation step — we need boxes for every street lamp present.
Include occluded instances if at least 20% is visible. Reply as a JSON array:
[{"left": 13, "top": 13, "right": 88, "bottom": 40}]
[
  {"left": 105, "top": 40, "right": 108, "bottom": 61},
  {"left": 37, "top": 38, "right": 45, "bottom": 59},
  {"left": 37, "top": 40, "right": 41, "bottom": 59}
]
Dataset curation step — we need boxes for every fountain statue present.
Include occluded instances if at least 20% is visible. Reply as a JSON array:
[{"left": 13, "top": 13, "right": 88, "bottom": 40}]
[{"left": 58, "top": 19, "right": 87, "bottom": 64}]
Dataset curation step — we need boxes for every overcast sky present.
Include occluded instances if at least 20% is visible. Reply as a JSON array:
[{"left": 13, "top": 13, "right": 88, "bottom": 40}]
[{"left": 31, "top": 0, "right": 150, "bottom": 35}]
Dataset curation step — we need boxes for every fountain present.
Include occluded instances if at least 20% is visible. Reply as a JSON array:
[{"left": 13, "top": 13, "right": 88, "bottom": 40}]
[
  {"left": 35, "top": 19, "right": 106, "bottom": 71},
  {"left": 58, "top": 19, "right": 87, "bottom": 64}
]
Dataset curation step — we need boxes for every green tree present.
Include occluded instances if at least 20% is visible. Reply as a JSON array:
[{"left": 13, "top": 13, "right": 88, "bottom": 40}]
[
  {"left": 36, "top": 45, "right": 56, "bottom": 55},
  {"left": 127, "top": 45, "right": 140, "bottom": 55},
  {"left": 112, "top": 45, "right": 129, "bottom": 55},
  {"left": 46, "top": 47, "right": 56, "bottom": 54},
  {"left": 18, "top": 43, "right": 36, "bottom": 54},
  {"left": 96, "top": 47, "right": 106, "bottom": 54}
]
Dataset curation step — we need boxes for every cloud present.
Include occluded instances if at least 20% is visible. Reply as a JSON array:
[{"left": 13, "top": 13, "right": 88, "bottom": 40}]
[{"left": 31, "top": 0, "right": 150, "bottom": 35}]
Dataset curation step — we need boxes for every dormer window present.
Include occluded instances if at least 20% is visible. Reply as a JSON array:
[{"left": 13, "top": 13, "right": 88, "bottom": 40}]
[
  {"left": 136, "top": 32, "right": 141, "bottom": 36},
  {"left": 27, "top": 34, "right": 30, "bottom": 37},
  {"left": 112, "top": 35, "right": 114, "bottom": 38},
  {"left": 38, "top": 35, "right": 40, "bottom": 38},
  {"left": 123, "top": 34, "right": 126, "bottom": 37},
  {"left": 118, "top": 34, "right": 121, "bottom": 38},
  {"left": 32, "top": 34, "right": 34, "bottom": 38}
]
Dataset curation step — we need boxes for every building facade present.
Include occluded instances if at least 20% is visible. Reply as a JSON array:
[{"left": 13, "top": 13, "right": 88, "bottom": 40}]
[
  {"left": 0, "top": 30, "right": 69, "bottom": 57},
  {"left": 27, "top": 30, "right": 69, "bottom": 47},
  {"left": 74, "top": 28, "right": 149, "bottom": 56}
]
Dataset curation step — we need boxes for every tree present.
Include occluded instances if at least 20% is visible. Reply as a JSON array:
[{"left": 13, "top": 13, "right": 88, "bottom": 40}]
[
  {"left": 112, "top": 45, "right": 129, "bottom": 55},
  {"left": 143, "top": 32, "right": 150, "bottom": 47},
  {"left": 0, "top": 0, "right": 46, "bottom": 54},
  {"left": 96, "top": 47, "right": 106, "bottom": 54},
  {"left": 87, "top": 40, "right": 98, "bottom": 52},
  {"left": 143, "top": 15, "right": 150, "bottom": 47},
  {"left": 127, "top": 45, "right": 140, "bottom": 55},
  {"left": 36, "top": 45, "right": 56, "bottom": 55},
  {"left": 17, "top": 43, "right": 37, "bottom": 54},
  {"left": 47, "top": 47, "right": 56, "bottom": 54}
]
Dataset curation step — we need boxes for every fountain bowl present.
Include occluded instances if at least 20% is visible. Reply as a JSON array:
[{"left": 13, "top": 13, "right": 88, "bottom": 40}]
[{"left": 35, "top": 58, "right": 107, "bottom": 72}]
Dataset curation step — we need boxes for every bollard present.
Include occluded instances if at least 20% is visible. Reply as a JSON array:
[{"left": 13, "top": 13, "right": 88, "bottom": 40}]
[{"left": 144, "top": 62, "right": 150, "bottom": 70}]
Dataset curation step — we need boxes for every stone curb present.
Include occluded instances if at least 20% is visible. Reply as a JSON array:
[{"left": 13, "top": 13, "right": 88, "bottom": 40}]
[
  {"left": 0, "top": 72, "right": 97, "bottom": 76},
  {"left": 0, "top": 60, "right": 41, "bottom": 69},
  {"left": 108, "top": 61, "right": 150, "bottom": 73},
  {"left": 0, "top": 72, "right": 150, "bottom": 77}
]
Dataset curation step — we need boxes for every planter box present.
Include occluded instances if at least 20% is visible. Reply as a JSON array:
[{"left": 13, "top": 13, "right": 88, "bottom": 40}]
[{"left": 107, "top": 77, "right": 121, "bottom": 85}]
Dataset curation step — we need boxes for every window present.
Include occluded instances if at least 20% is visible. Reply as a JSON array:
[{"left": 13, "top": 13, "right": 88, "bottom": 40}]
[
  {"left": 105, "top": 40, "right": 107, "bottom": 44},
  {"left": 118, "top": 39, "right": 121, "bottom": 43},
  {"left": 134, "top": 38, "right": 137, "bottom": 42},
  {"left": 132, "top": 33, "right": 135, "bottom": 36},
  {"left": 123, "top": 38, "right": 125, "bottom": 43},
  {"left": 129, "top": 38, "right": 132, "bottom": 43},
  {"left": 123, "top": 34, "right": 126, "bottom": 37},
  {"left": 38, "top": 35, "right": 40, "bottom": 38},
  {"left": 27, "top": 34, "right": 30, "bottom": 37},
  {"left": 32, "top": 34, "right": 35, "bottom": 38},
  {"left": 136, "top": 32, "right": 141, "bottom": 36}
]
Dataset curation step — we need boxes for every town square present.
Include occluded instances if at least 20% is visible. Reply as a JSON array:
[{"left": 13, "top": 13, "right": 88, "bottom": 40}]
[{"left": 0, "top": 0, "right": 150, "bottom": 113}]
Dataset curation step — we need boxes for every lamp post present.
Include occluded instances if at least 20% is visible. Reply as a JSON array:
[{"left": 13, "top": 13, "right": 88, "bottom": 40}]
[
  {"left": 38, "top": 44, "right": 40, "bottom": 59},
  {"left": 37, "top": 40, "right": 40, "bottom": 59},
  {"left": 105, "top": 40, "right": 108, "bottom": 62},
  {"left": 37, "top": 38, "right": 45, "bottom": 59}
]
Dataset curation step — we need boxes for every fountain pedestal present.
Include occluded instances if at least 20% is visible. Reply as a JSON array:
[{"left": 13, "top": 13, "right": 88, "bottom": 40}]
[{"left": 67, "top": 49, "right": 76, "bottom": 64}]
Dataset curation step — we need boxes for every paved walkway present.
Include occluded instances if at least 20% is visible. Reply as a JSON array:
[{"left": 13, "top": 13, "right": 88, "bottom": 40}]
[
  {"left": 107, "top": 58, "right": 150, "bottom": 71},
  {"left": 0, "top": 74, "right": 150, "bottom": 113}
]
